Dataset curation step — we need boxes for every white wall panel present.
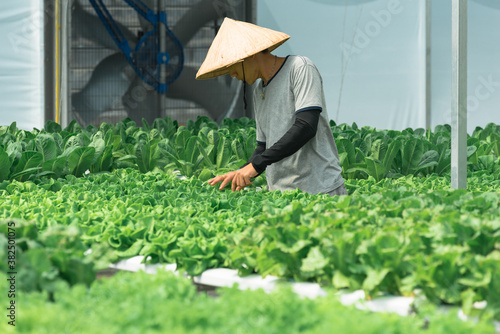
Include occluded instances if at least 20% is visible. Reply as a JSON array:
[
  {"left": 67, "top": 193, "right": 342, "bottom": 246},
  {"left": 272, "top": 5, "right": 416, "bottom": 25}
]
[
  {"left": 258, "top": 0, "right": 424, "bottom": 131},
  {"left": 0, "top": 0, "right": 44, "bottom": 130},
  {"left": 258, "top": 0, "right": 500, "bottom": 133}
]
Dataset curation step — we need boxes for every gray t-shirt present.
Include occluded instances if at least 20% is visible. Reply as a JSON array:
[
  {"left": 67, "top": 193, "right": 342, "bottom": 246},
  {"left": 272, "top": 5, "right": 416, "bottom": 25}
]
[{"left": 253, "top": 55, "right": 344, "bottom": 195}]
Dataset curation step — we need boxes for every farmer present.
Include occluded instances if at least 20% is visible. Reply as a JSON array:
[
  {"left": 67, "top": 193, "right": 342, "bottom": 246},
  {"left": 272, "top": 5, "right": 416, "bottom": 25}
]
[{"left": 196, "top": 18, "right": 347, "bottom": 196}]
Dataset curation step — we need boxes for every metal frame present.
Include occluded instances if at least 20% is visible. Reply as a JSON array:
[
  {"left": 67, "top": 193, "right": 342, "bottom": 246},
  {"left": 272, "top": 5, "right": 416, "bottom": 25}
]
[
  {"left": 158, "top": 0, "right": 167, "bottom": 119},
  {"left": 60, "top": 0, "right": 71, "bottom": 128},
  {"left": 425, "top": 0, "right": 431, "bottom": 130},
  {"left": 43, "top": 0, "right": 71, "bottom": 127},
  {"left": 43, "top": 0, "right": 56, "bottom": 125},
  {"left": 246, "top": 0, "right": 257, "bottom": 24},
  {"left": 451, "top": 0, "right": 468, "bottom": 189}
]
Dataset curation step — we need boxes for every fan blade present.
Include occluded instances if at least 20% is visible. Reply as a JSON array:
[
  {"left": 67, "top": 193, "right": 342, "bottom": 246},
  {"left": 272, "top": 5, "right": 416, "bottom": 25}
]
[
  {"left": 166, "top": 66, "right": 235, "bottom": 120},
  {"left": 121, "top": 75, "right": 160, "bottom": 124},
  {"left": 72, "top": 0, "right": 137, "bottom": 50},
  {"left": 171, "top": 0, "right": 228, "bottom": 45},
  {"left": 72, "top": 52, "right": 134, "bottom": 124},
  {"left": 122, "top": 66, "right": 236, "bottom": 122},
  {"left": 136, "top": 0, "right": 155, "bottom": 31}
]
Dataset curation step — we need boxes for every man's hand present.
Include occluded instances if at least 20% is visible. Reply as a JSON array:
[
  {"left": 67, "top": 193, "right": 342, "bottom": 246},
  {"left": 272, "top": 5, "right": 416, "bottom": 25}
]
[{"left": 207, "top": 163, "right": 258, "bottom": 191}]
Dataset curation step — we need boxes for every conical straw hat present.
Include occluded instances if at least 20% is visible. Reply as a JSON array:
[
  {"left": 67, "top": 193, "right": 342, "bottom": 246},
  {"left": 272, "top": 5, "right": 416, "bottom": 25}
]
[{"left": 196, "top": 18, "right": 290, "bottom": 80}]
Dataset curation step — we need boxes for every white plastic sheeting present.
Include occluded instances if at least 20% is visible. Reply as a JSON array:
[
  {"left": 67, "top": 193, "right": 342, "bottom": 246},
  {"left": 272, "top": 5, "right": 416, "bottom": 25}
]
[
  {"left": 258, "top": 0, "right": 500, "bottom": 132},
  {"left": 110, "top": 255, "right": 500, "bottom": 331},
  {"left": 0, "top": 0, "right": 44, "bottom": 130}
]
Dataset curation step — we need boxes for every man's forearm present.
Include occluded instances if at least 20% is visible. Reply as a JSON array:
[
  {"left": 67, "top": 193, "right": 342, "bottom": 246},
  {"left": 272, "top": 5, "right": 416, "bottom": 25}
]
[{"left": 251, "top": 109, "right": 321, "bottom": 173}]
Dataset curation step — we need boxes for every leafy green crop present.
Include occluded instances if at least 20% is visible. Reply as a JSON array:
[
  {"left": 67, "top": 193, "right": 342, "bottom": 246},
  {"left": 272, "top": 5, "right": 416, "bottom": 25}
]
[
  {"left": 1, "top": 117, "right": 499, "bottom": 325},
  {"left": 0, "top": 116, "right": 264, "bottom": 183},
  {"left": 1, "top": 118, "right": 499, "bottom": 184},
  {"left": 0, "top": 219, "right": 96, "bottom": 299},
  {"left": 1, "top": 269, "right": 495, "bottom": 334},
  {"left": 0, "top": 168, "right": 498, "bottom": 320},
  {"left": 332, "top": 121, "right": 500, "bottom": 180}
]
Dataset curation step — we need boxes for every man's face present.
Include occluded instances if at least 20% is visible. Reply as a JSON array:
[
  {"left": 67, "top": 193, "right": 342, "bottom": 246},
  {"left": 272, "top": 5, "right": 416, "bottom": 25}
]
[{"left": 228, "top": 57, "right": 259, "bottom": 85}]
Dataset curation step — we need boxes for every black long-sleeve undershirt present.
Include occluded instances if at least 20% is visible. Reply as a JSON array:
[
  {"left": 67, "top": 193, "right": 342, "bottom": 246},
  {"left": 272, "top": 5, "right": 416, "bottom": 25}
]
[{"left": 242, "top": 109, "right": 321, "bottom": 174}]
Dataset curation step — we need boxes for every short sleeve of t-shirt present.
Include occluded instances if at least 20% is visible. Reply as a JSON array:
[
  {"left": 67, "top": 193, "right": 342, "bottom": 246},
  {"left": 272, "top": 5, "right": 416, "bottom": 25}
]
[
  {"left": 256, "top": 125, "right": 266, "bottom": 144},
  {"left": 292, "top": 57, "right": 325, "bottom": 114}
]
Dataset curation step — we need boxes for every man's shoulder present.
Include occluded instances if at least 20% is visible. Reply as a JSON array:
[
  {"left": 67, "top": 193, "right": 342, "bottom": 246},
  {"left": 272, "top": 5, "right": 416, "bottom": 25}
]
[
  {"left": 287, "top": 55, "right": 320, "bottom": 76},
  {"left": 288, "top": 55, "right": 315, "bottom": 67},
  {"left": 287, "top": 55, "right": 321, "bottom": 80}
]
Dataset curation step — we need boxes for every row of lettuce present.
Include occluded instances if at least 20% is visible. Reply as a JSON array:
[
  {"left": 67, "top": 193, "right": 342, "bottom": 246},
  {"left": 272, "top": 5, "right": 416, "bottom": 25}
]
[
  {"left": 1, "top": 269, "right": 496, "bottom": 334},
  {"left": 1, "top": 168, "right": 499, "bottom": 323},
  {"left": 1, "top": 117, "right": 499, "bottom": 331},
  {"left": 0, "top": 117, "right": 499, "bottom": 183}
]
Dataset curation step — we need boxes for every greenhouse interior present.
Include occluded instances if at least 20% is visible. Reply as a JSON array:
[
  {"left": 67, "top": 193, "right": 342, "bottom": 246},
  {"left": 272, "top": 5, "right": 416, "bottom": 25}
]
[{"left": 0, "top": 0, "right": 499, "bottom": 333}]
